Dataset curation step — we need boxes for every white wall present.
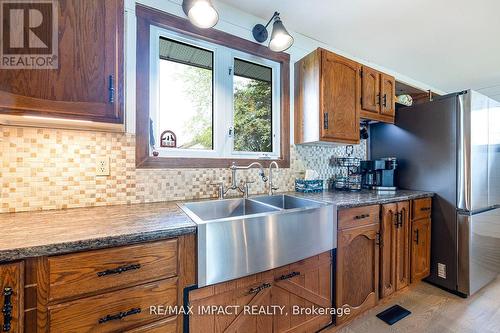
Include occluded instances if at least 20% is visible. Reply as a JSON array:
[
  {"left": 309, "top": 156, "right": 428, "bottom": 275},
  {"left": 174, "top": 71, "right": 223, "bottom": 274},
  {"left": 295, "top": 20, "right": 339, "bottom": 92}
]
[{"left": 124, "top": 0, "right": 446, "bottom": 137}]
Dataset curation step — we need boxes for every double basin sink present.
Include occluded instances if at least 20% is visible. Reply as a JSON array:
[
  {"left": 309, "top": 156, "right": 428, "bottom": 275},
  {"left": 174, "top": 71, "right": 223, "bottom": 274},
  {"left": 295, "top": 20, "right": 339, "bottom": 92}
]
[{"left": 179, "top": 194, "right": 337, "bottom": 287}]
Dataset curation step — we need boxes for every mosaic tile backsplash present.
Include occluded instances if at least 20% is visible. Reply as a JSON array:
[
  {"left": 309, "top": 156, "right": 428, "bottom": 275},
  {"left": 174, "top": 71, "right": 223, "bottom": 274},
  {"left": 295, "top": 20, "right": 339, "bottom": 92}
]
[{"left": 0, "top": 126, "right": 366, "bottom": 213}]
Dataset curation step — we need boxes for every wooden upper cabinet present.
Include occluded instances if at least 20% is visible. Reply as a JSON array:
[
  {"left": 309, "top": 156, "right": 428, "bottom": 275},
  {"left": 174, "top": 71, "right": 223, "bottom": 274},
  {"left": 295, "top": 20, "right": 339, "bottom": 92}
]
[
  {"left": 359, "top": 66, "right": 395, "bottom": 123},
  {"left": 0, "top": 0, "right": 124, "bottom": 123},
  {"left": 295, "top": 48, "right": 360, "bottom": 145},
  {"left": 380, "top": 74, "right": 396, "bottom": 117},
  {"left": 360, "top": 66, "right": 380, "bottom": 114},
  {"left": 320, "top": 50, "right": 361, "bottom": 144},
  {"left": 0, "top": 262, "right": 23, "bottom": 333},
  {"left": 336, "top": 222, "right": 379, "bottom": 324}
]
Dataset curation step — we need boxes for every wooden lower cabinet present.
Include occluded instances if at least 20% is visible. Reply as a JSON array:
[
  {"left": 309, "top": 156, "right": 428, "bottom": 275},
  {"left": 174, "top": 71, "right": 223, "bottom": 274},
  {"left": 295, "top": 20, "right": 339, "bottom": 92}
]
[
  {"left": 336, "top": 223, "right": 379, "bottom": 325},
  {"left": 22, "top": 234, "right": 195, "bottom": 333},
  {"left": 48, "top": 278, "right": 178, "bottom": 332},
  {"left": 0, "top": 262, "right": 24, "bottom": 333},
  {"left": 395, "top": 201, "right": 410, "bottom": 291},
  {"left": 380, "top": 201, "right": 410, "bottom": 299},
  {"left": 189, "top": 252, "right": 332, "bottom": 333},
  {"left": 411, "top": 218, "right": 432, "bottom": 282}
]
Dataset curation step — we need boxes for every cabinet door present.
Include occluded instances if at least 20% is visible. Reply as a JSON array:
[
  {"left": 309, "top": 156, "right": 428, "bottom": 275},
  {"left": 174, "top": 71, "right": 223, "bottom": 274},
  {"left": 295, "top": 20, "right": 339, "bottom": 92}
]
[
  {"left": 395, "top": 201, "right": 410, "bottom": 290},
  {"left": 189, "top": 272, "right": 274, "bottom": 333},
  {"left": 380, "top": 203, "right": 396, "bottom": 298},
  {"left": 360, "top": 66, "right": 380, "bottom": 114},
  {"left": 380, "top": 74, "right": 395, "bottom": 117},
  {"left": 0, "top": 0, "right": 123, "bottom": 123},
  {"left": 320, "top": 50, "right": 361, "bottom": 144},
  {"left": 0, "top": 262, "right": 23, "bottom": 333},
  {"left": 411, "top": 218, "right": 432, "bottom": 282},
  {"left": 272, "top": 252, "right": 332, "bottom": 333},
  {"left": 336, "top": 223, "right": 379, "bottom": 324}
]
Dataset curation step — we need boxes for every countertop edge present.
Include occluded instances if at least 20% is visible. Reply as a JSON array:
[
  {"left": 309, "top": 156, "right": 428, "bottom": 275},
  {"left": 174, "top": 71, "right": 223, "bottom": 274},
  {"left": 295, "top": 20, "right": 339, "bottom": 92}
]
[
  {"left": 0, "top": 190, "right": 434, "bottom": 263},
  {"left": 336, "top": 192, "right": 435, "bottom": 209},
  {"left": 0, "top": 225, "right": 197, "bottom": 263}
]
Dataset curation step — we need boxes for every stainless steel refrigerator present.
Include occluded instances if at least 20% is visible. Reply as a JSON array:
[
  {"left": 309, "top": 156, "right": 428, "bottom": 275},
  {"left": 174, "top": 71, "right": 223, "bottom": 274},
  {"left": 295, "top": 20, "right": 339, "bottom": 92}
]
[{"left": 371, "top": 90, "right": 500, "bottom": 296}]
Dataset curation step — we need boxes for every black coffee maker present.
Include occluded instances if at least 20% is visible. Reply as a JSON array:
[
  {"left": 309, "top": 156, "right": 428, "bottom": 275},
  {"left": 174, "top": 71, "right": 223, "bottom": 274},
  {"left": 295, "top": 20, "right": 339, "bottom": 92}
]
[{"left": 360, "top": 158, "right": 397, "bottom": 191}]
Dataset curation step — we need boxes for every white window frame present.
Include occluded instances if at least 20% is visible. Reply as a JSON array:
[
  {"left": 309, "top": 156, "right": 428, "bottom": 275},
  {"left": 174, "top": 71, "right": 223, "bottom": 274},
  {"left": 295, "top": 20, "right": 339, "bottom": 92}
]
[{"left": 149, "top": 26, "right": 281, "bottom": 160}]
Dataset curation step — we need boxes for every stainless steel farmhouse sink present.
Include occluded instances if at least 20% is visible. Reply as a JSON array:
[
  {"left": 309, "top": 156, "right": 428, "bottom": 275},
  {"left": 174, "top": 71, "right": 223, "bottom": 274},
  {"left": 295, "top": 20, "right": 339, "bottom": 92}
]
[
  {"left": 251, "top": 194, "right": 324, "bottom": 209},
  {"left": 179, "top": 194, "right": 336, "bottom": 287}
]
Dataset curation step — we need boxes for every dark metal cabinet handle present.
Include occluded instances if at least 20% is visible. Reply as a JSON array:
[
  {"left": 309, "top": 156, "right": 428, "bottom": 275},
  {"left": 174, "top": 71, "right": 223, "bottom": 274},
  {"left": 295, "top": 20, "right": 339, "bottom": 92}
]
[
  {"left": 420, "top": 207, "right": 431, "bottom": 211},
  {"left": 2, "top": 287, "right": 13, "bottom": 332},
  {"left": 399, "top": 209, "right": 406, "bottom": 228},
  {"left": 397, "top": 211, "right": 404, "bottom": 228},
  {"left": 98, "top": 307, "right": 141, "bottom": 324},
  {"left": 392, "top": 211, "right": 399, "bottom": 228},
  {"left": 323, "top": 112, "right": 329, "bottom": 129},
  {"left": 97, "top": 264, "right": 141, "bottom": 277},
  {"left": 383, "top": 94, "right": 387, "bottom": 107},
  {"left": 355, "top": 214, "right": 370, "bottom": 220},
  {"left": 377, "top": 94, "right": 381, "bottom": 105},
  {"left": 249, "top": 283, "right": 271, "bottom": 294},
  {"left": 277, "top": 272, "right": 300, "bottom": 281},
  {"left": 108, "top": 75, "right": 115, "bottom": 103},
  {"left": 414, "top": 230, "right": 420, "bottom": 245}
]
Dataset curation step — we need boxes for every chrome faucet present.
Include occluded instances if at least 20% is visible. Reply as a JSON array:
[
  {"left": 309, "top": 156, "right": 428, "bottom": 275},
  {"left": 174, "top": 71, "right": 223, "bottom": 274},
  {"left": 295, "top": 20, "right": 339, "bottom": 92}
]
[
  {"left": 219, "top": 162, "right": 267, "bottom": 198},
  {"left": 268, "top": 161, "right": 279, "bottom": 195}
]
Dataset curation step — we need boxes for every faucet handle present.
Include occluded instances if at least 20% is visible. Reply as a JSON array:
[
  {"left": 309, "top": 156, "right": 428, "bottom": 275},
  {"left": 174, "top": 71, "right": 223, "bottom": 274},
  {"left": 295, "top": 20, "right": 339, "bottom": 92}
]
[
  {"left": 210, "top": 182, "right": 225, "bottom": 199},
  {"left": 243, "top": 180, "right": 255, "bottom": 198}
]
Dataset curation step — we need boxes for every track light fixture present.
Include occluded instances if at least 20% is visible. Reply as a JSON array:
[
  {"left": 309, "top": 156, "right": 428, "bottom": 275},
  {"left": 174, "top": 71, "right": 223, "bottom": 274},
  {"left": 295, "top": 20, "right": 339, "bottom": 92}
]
[{"left": 252, "top": 11, "right": 294, "bottom": 52}]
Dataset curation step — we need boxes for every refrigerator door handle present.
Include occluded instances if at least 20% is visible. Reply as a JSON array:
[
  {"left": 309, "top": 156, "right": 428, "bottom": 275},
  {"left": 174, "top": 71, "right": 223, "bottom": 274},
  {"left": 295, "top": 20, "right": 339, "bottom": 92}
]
[{"left": 457, "top": 92, "right": 471, "bottom": 211}]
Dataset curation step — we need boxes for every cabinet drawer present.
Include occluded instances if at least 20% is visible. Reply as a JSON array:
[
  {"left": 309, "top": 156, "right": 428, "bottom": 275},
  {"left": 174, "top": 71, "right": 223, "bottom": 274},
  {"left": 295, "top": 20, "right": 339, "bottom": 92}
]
[
  {"left": 49, "top": 278, "right": 178, "bottom": 333},
  {"left": 48, "top": 239, "right": 178, "bottom": 301},
  {"left": 412, "top": 198, "right": 432, "bottom": 220},
  {"left": 338, "top": 205, "right": 380, "bottom": 229}
]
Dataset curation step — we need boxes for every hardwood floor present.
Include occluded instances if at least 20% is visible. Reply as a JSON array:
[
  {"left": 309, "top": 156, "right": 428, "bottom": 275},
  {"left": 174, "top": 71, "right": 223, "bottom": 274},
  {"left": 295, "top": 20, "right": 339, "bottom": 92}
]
[{"left": 324, "top": 277, "right": 500, "bottom": 333}]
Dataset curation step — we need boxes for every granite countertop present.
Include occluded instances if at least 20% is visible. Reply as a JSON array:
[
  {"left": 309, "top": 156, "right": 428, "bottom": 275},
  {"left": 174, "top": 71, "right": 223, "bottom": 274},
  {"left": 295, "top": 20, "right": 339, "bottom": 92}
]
[
  {"left": 0, "top": 189, "right": 433, "bottom": 263},
  {"left": 291, "top": 189, "right": 434, "bottom": 208},
  {"left": 0, "top": 201, "right": 196, "bottom": 263}
]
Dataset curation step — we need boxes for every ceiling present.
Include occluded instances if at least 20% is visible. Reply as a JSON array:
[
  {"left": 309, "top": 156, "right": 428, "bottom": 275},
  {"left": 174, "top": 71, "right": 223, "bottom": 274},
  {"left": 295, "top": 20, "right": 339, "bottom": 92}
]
[{"left": 220, "top": 0, "right": 500, "bottom": 102}]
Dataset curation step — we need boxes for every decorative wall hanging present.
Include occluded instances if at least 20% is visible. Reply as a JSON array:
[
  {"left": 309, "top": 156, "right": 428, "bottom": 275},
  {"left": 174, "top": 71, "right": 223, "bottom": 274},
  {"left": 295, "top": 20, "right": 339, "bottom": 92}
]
[{"left": 160, "top": 130, "right": 177, "bottom": 148}]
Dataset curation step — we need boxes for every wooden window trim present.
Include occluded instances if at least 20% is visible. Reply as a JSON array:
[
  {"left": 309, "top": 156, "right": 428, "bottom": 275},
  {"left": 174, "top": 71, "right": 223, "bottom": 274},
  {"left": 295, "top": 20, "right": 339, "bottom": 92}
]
[{"left": 135, "top": 5, "right": 290, "bottom": 168}]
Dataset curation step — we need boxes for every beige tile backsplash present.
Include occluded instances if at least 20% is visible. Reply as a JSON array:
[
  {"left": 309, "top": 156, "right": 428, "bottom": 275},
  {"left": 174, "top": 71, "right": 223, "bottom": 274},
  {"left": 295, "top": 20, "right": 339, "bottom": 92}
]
[{"left": 0, "top": 126, "right": 366, "bottom": 213}]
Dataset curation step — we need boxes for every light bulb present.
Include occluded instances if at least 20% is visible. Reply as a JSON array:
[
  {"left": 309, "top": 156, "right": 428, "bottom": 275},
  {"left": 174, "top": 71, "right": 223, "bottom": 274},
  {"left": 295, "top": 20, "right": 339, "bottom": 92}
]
[{"left": 184, "top": 0, "right": 219, "bottom": 29}]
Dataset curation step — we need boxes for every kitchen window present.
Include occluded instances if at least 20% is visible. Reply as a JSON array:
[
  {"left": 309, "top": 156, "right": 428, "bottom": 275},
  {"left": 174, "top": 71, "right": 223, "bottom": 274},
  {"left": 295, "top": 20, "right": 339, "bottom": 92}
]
[{"left": 149, "top": 26, "right": 281, "bottom": 160}]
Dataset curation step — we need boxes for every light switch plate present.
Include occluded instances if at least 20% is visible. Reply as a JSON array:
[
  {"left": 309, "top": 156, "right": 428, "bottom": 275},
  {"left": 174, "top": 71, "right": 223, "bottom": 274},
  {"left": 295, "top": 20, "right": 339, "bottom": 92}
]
[{"left": 96, "top": 157, "right": 110, "bottom": 176}]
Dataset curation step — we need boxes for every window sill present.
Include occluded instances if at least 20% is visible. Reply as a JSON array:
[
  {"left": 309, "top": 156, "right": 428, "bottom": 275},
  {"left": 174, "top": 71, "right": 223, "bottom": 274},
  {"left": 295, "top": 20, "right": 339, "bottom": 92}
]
[{"left": 136, "top": 156, "right": 290, "bottom": 169}]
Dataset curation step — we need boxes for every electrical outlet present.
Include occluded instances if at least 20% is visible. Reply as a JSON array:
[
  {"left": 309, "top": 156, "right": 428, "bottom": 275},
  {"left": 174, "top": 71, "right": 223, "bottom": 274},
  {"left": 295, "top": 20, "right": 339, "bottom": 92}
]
[{"left": 96, "top": 157, "right": 110, "bottom": 176}]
